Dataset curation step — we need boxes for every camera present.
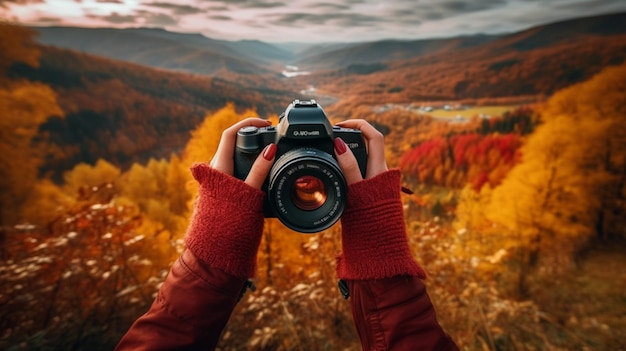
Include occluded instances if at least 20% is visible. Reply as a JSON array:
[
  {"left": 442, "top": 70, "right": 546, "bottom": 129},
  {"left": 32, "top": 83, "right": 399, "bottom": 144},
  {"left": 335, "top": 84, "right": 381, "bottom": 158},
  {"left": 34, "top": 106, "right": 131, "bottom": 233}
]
[{"left": 234, "top": 100, "right": 367, "bottom": 233}]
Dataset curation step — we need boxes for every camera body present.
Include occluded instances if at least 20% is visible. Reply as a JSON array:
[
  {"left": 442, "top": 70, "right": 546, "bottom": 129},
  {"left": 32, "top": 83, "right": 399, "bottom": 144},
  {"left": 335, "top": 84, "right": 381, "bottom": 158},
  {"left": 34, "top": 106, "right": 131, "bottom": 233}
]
[{"left": 234, "top": 99, "right": 367, "bottom": 233}]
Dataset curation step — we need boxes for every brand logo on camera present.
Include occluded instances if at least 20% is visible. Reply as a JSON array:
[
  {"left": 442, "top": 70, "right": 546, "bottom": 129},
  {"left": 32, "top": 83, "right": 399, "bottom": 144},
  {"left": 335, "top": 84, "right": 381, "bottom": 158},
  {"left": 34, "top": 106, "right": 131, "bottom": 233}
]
[{"left": 293, "top": 130, "right": 321, "bottom": 137}]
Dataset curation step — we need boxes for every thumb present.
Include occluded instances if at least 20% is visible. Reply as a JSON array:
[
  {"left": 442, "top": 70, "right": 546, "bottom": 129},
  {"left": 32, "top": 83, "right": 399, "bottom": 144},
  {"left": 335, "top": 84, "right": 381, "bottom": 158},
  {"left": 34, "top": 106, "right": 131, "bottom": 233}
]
[
  {"left": 334, "top": 138, "right": 363, "bottom": 185},
  {"left": 245, "top": 143, "right": 276, "bottom": 189}
]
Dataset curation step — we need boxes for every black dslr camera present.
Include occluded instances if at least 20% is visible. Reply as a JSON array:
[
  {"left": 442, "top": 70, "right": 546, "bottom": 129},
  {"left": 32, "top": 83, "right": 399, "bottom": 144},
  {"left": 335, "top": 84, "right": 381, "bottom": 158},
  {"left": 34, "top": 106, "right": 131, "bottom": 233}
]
[{"left": 234, "top": 100, "right": 367, "bottom": 233}]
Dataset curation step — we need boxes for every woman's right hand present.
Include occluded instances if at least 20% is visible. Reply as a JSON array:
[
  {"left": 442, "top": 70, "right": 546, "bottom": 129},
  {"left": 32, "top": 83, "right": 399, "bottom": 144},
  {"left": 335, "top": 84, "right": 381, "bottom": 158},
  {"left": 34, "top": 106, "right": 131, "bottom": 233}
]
[
  {"left": 333, "top": 119, "right": 388, "bottom": 184},
  {"left": 209, "top": 117, "right": 276, "bottom": 189}
]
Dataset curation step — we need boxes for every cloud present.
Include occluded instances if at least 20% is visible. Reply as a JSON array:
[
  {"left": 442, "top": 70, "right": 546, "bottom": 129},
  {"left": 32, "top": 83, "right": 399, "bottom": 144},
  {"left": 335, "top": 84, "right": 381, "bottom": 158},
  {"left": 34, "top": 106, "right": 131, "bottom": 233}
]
[
  {"left": 435, "top": 0, "right": 507, "bottom": 13},
  {"left": 209, "top": 0, "right": 285, "bottom": 9},
  {"left": 138, "top": 10, "right": 178, "bottom": 26},
  {"left": 143, "top": 2, "right": 201, "bottom": 15},
  {"left": 209, "top": 14, "right": 232, "bottom": 21},
  {"left": 31, "top": 15, "right": 64, "bottom": 24},
  {"left": 454, "top": 0, "right": 626, "bottom": 35},
  {"left": 267, "top": 11, "right": 380, "bottom": 27},
  {"left": 552, "top": 0, "right": 626, "bottom": 12},
  {"left": 2, "top": 0, "right": 626, "bottom": 42},
  {"left": 383, "top": 0, "right": 508, "bottom": 24},
  {"left": 90, "top": 12, "right": 137, "bottom": 24},
  {"left": 85, "top": 7, "right": 179, "bottom": 26},
  {"left": 243, "top": 1, "right": 284, "bottom": 9},
  {"left": 308, "top": 2, "right": 350, "bottom": 11}
]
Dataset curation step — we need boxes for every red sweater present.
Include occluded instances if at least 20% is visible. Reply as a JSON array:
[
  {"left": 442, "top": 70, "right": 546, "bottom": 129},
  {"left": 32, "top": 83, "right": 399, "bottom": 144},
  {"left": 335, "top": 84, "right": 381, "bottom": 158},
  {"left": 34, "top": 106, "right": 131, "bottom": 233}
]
[{"left": 116, "top": 165, "right": 457, "bottom": 350}]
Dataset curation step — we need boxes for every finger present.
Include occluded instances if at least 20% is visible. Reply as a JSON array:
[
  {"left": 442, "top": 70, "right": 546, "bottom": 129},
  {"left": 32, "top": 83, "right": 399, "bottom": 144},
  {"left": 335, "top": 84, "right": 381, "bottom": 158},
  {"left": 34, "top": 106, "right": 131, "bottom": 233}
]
[
  {"left": 211, "top": 118, "right": 271, "bottom": 174},
  {"left": 214, "top": 117, "right": 271, "bottom": 161},
  {"left": 335, "top": 120, "right": 388, "bottom": 178},
  {"left": 245, "top": 143, "right": 276, "bottom": 189},
  {"left": 334, "top": 138, "right": 363, "bottom": 185}
]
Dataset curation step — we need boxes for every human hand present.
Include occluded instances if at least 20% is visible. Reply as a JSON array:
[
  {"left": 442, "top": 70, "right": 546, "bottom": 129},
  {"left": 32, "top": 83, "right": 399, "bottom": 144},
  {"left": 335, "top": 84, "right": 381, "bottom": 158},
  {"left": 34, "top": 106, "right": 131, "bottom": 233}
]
[
  {"left": 186, "top": 118, "right": 276, "bottom": 279},
  {"left": 332, "top": 119, "right": 423, "bottom": 280},
  {"left": 210, "top": 118, "right": 277, "bottom": 189},
  {"left": 333, "top": 119, "right": 388, "bottom": 185}
]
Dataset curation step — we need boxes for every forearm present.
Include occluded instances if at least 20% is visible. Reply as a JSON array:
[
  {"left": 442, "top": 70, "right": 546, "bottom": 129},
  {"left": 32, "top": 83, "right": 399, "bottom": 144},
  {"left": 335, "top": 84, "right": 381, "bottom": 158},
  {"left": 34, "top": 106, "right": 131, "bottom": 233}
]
[
  {"left": 339, "top": 169, "right": 458, "bottom": 350},
  {"left": 348, "top": 277, "right": 458, "bottom": 351},
  {"left": 115, "top": 250, "right": 246, "bottom": 351},
  {"left": 117, "top": 164, "right": 266, "bottom": 350},
  {"left": 337, "top": 169, "right": 424, "bottom": 279},
  {"left": 184, "top": 163, "right": 266, "bottom": 279}
]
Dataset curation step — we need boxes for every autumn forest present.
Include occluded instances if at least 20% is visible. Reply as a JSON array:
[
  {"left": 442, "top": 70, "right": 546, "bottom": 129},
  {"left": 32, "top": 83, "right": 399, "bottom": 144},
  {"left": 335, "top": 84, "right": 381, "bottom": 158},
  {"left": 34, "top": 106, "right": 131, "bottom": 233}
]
[{"left": 1, "top": 12, "right": 626, "bottom": 351}]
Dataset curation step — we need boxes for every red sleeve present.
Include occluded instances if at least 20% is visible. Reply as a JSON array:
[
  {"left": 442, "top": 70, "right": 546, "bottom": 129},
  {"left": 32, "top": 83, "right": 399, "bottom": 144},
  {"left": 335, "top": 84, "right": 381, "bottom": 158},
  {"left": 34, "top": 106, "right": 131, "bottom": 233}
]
[
  {"left": 117, "top": 165, "right": 265, "bottom": 350},
  {"left": 348, "top": 276, "right": 458, "bottom": 351},
  {"left": 115, "top": 250, "right": 246, "bottom": 351},
  {"left": 338, "top": 170, "right": 458, "bottom": 350}
]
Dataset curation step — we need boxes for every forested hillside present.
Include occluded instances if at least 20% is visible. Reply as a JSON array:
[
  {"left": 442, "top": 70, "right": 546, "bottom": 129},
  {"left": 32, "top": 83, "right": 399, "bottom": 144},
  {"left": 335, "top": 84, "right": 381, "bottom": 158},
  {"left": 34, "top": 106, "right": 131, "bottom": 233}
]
[
  {"left": 6, "top": 32, "right": 295, "bottom": 180},
  {"left": 304, "top": 12, "right": 626, "bottom": 105},
  {"left": 33, "top": 26, "right": 293, "bottom": 75},
  {"left": 293, "top": 34, "right": 499, "bottom": 69}
]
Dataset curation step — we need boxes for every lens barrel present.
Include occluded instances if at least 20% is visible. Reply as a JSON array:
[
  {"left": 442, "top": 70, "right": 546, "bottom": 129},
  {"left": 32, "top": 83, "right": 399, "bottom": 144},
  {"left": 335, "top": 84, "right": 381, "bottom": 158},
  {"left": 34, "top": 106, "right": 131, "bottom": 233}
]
[{"left": 268, "top": 148, "right": 347, "bottom": 233}]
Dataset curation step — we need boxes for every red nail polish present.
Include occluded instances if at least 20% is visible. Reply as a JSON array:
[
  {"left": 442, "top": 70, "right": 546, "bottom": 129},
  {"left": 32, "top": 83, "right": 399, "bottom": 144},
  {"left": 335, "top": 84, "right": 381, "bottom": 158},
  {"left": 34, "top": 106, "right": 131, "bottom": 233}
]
[
  {"left": 334, "top": 138, "right": 347, "bottom": 155},
  {"left": 263, "top": 143, "right": 277, "bottom": 160}
]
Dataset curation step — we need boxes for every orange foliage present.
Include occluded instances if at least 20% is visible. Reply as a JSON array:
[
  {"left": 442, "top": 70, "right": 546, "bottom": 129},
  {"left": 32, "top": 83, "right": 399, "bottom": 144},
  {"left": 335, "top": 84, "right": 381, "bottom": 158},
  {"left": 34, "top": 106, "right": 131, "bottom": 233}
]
[{"left": 0, "top": 23, "right": 39, "bottom": 77}]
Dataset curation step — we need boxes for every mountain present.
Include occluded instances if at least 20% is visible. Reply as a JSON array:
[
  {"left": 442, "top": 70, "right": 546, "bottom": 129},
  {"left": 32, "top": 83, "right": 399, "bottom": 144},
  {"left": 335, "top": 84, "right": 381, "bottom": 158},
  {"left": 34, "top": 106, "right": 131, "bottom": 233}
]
[
  {"left": 31, "top": 12, "right": 626, "bottom": 83},
  {"left": 300, "top": 12, "right": 626, "bottom": 106},
  {"left": 31, "top": 26, "right": 294, "bottom": 76},
  {"left": 294, "top": 12, "right": 626, "bottom": 73},
  {"left": 490, "top": 11, "right": 626, "bottom": 52},
  {"left": 7, "top": 43, "right": 296, "bottom": 179},
  {"left": 13, "top": 12, "right": 626, "bottom": 176},
  {"left": 293, "top": 35, "right": 500, "bottom": 71}
]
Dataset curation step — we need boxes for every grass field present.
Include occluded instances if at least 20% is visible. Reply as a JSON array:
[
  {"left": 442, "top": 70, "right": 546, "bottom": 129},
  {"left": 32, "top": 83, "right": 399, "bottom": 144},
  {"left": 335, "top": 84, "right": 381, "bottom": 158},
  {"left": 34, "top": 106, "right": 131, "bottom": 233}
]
[
  {"left": 531, "top": 241, "right": 626, "bottom": 350},
  {"left": 429, "top": 105, "right": 519, "bottom": 119}
]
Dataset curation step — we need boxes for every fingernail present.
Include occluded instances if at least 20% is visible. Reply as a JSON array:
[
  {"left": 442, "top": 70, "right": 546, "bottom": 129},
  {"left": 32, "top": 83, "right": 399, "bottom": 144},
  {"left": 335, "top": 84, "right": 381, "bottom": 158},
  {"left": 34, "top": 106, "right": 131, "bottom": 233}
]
[
  {"left": 263, "top": 143, "right": 277, "bottom": 160},
  {"left": 334, "top": 138, "right": 347, "bottom": 155}
]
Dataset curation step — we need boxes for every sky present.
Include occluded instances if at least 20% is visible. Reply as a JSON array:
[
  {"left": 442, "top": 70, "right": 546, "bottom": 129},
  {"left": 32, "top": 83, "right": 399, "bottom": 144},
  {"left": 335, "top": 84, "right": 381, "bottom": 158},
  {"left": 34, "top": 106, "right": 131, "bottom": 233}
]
[{"left": 1, "top": 0, "right": 625, "bottom": 43}]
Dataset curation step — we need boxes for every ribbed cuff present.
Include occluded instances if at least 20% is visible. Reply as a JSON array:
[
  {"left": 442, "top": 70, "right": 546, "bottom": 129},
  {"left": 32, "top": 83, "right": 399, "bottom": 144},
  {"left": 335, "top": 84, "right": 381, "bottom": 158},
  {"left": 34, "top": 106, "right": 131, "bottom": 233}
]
[
  {"left": 184, "top": 163, "right": 265, "bottom": 279},
  {"left": 337, "top": 169, "right": 425, "bottom": 280}
]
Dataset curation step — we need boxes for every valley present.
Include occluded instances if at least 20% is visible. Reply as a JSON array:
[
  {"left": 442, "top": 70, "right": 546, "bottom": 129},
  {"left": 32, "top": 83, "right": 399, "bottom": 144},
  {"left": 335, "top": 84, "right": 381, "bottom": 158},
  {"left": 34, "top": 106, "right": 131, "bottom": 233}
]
[
  {"left": 7, "top": 11, "right": 622, "bottom": 179},
  {"left": 2, "top": 10, "right": 626, "bottom": 351}
]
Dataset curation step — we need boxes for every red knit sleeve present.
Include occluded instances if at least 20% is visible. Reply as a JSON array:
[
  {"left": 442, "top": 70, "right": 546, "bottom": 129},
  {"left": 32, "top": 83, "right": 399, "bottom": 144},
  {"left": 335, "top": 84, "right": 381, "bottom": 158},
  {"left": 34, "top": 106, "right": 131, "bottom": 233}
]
[
  {"left": 336, "top": 169, "right": 425, "bottom": 280},
  {"left": 184, "top": 163, "right": 266, "bottom": 279}
]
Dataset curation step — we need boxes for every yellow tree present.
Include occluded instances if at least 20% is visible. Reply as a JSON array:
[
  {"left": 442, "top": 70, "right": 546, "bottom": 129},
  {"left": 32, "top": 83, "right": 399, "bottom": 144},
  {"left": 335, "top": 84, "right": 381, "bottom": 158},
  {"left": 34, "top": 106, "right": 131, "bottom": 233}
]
[
  {"left": 20, "top": 180, "right": 73, "bottom": 227},
  {"left": 181, "top": 103, "right": 259, "bottom": 207},
  {"left": 0, "top": 24, "right": 64, "bottom": 225},
  {"left": 62, "top": 159, "right": 121, "bottom": 196},
  {"left": 0, "top": 83, "right": 63, "bottom": 225},
  {"left": 540, "top": 63, "right": 626, "bottom": 241},
  {"left": 486, "top": 63, "right": 626, "bottom": 294},
  {"left": 165, "top": 154, "right": 191, "bottom": 216},
  {"left": 182, "top": 103, "right": 259, "bottom": 167}
]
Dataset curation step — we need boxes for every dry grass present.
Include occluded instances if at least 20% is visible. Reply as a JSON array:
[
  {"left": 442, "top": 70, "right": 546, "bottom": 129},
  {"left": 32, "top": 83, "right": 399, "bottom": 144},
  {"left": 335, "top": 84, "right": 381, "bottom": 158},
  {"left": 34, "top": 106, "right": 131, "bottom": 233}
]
[{"left": 529, "top": 241, "right": 626, "bottom": 350}]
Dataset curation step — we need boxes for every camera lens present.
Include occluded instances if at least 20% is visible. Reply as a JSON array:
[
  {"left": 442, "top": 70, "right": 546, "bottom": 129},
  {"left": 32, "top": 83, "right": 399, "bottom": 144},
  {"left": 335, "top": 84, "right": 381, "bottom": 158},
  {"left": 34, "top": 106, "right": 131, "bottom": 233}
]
[
  {"left": 292, "top": 176, "right": 327, "bottom": 211},
  {"left": 268, "top": 148, "right": 347, "bottom": 233}
]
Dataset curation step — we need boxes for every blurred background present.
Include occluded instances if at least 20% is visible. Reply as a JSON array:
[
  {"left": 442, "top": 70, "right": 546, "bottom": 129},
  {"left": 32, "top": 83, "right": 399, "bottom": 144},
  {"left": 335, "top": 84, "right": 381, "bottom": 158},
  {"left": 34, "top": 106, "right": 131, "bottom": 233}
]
[{"left": 1, "top": 0, "right": 625, "bottom": 350}]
